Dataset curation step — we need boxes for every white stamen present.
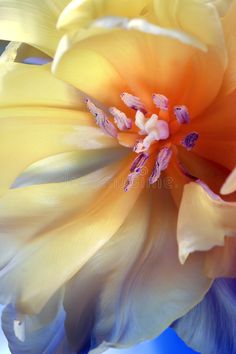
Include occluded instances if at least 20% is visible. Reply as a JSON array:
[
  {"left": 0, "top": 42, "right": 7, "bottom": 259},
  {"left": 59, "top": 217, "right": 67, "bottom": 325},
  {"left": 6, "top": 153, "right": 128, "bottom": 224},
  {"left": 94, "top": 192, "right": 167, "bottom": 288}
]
[
  {"left": 135, "top": 110, "right": 146, "bottom": 134},
  {"left": 109, "top": 107, "right": 132, "bottom": 131},
  {"left": 134, "top": 113, "right": 170, "bottom": 152},
  {"left": 121, "top": 92, "right": 147, "bottom": 113}
]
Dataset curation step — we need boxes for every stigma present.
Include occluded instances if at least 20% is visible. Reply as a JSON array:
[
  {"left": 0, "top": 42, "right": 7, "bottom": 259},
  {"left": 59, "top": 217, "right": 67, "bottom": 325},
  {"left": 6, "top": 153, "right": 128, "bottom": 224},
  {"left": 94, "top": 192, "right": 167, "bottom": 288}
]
[{"left": 85, "top": 92, "right": 200, "bottom": 191}]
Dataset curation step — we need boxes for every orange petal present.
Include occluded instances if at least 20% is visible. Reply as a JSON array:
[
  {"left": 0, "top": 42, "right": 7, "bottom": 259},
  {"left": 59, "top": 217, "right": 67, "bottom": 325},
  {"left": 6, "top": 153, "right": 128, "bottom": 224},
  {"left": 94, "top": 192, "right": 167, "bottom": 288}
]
[
  {"left": 177, "top": 90, "right": 236, "bottom": 170},
  {"left": 53, "top": 29, "right": 225, "bottom": 117}
]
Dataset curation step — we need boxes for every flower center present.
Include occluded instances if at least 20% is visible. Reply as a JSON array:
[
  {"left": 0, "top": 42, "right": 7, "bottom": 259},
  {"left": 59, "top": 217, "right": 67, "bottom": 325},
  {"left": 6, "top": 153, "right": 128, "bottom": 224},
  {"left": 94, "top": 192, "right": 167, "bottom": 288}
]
[{"left": 85, "top": 92, "right": 199, "bottom": 191}]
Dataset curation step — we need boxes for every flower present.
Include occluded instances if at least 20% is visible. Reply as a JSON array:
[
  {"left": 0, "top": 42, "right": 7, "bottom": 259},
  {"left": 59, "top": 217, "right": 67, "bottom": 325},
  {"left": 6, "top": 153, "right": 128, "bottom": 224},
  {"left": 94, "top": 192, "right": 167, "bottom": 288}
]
[{"left": 0, "top": 1, "right": 235, "bottom": 354}]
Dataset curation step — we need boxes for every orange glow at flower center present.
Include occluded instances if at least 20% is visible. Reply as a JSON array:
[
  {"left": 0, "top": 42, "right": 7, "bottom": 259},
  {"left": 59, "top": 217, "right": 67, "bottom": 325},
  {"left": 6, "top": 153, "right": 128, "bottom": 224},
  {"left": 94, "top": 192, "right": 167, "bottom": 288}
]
[{"left": 86, "top": 93, "right": 199, "bottom": 191}]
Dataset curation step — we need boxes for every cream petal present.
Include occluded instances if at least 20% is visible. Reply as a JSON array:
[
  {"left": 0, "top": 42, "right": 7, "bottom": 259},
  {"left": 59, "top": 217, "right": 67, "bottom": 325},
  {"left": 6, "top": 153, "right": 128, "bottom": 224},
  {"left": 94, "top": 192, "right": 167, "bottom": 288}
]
[
  {"left": 0, "top": 0, "right": 70, "bottom": 56},
  {"left": 64, "top": 187, "right": 210, "bottom": 352},
  {"left": 57, "top": 0, "right": 150, "bottom": 31},
  {"left": 0, "top": 158, "right": 143, "bottom": 314},
  {"left": 221, "top": 167, "right": 236, "bottom": 194},
  {"left": 177, "top": 181, "right": 236, "bottom": 265},
  {"left": 204, "top": 237, "right": 236, "bottom": 277}
]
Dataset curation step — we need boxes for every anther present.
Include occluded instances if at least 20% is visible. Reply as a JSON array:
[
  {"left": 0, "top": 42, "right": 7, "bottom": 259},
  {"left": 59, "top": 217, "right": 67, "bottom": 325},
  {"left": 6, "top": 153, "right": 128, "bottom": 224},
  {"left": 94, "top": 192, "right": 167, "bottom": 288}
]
[
  {"left": 174, "top": 105, "right": 190, "bottom": 125},
  {"left": 149, "top": 146, "right": 172, "bottom": 184},
  {"left": 153, "top": 94, "right": 169, "bottom": 111},
  {"left": 109, "top": 107, "right": 132, "bottom": 131},
  {"left": 182, "top": 132, "right": 199, "bottom": 151},
  {"left": 85, "top": 99, "right": 117, "bottom": 138},
  {"left": 121, "top": 92, "right": 147, "bottom": 114}
]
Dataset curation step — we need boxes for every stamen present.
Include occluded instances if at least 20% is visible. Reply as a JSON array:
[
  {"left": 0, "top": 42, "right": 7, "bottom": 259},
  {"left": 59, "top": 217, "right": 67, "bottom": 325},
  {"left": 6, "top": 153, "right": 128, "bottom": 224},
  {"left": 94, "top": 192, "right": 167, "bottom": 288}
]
[
  {"left": 134, "top": 132, "right": 158, "bottom": 153},
  {"left": 124, "top": 171, "right": 140, "bottom": 192},
  {"left": 130, "top": 152, "right": 149, "bottom": 172},
  {"left": 121, "top": 92, "right": 147, "bottom": 114},
  {"left": 125, "top": 152, "right": 149, "bottom": 192},
  {"left": 182, "top": 132, "right": 199, "bottom": 151},
  {"left": 134, "top": 117, "right": 170, "bottom": 153},
  {"left": 135, "top": 110, "right": 146, "bottom": 134},
  {"left": 153, "top": 94, "right": 169, "bottom": 111},
  {"left": 174, "top": 105, "right": 190, "bottom": 124},
  {"left": 85, "top": 99, "right": 117, "bottom": 138},
  {"left": 149, "top": 146, "right": 172, "bottom": 184},
  {"left": 109, "top": 107, "right": 132, "bottom": 131}
]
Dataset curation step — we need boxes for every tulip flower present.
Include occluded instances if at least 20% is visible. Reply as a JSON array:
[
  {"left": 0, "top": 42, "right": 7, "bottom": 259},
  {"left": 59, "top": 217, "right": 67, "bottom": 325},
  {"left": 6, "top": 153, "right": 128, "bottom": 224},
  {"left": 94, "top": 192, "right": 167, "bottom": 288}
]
[{"left": 0, "top": 1, "right": 235, "bottom": 354}]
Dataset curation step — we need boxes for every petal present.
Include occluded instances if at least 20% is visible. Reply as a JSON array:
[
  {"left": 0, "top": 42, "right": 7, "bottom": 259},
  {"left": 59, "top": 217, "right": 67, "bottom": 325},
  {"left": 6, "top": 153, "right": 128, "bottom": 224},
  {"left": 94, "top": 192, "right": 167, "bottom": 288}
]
[
  {"left": 12, "top": 148, "right": 127, "bottom": 188},
  {"left": 172, "top": 278, "right": 236, "bottom": 354},
  {"left": 57, "top": 0, "right": 150, "bottom": 31},
  {"left": 53, "top": 29, "right": 225, "bottom": 117},
  {"left": 221, "top": 167, "right": 236, "bottom": 194},
  {"left": 1, "top": 291, "right": 73, "bottom": 354},
  {"left": 0, "top": 158, "right": 143, "bottom": 314},
  {"left": 0, "top": 0, "right": 70, "bottom": 56},
  {"left": 0, "top": 62, "right": 117, "bottom": 194},
  {"left": 64, "top": 187, "right": 210, "bottom": 352},
  {"left": 220, "top": 0, "right": 236, "bottom": 95},
  {"left": 204, "top": 237, "right": 236, "bottom": 277},
  {"left": 177, "top": 181, "right": 236, "bottom": 267},
  {"left": 177, "top": 90, "right": 236, "bottom": 171},
  {"left": 152, "top": 0, "right": 226, "bottom": 52}
]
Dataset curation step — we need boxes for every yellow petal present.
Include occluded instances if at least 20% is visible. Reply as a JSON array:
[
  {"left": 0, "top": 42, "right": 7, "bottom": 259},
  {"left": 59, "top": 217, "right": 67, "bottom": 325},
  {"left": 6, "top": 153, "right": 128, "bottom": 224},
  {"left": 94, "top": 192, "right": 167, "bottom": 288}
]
[
  {"left": 53, "top": 29, "right": 225, "bottom": 117},
  {"left": 177, "top": 181, "right": 236, "bottom": 265},
  {"left": 221, "top": 167, "right": 236, "bottom": 194},
  {"left": 0, "top": 0, "right": 70, "bottom": 56},
  {"left": 0, "top": 62, "right": 117, "bottom": 194},
  {"left": 64, "top": 186, "right": 210, "bottom": 351},
  {"left": 0, "top": 162, "right": 121, "bottom": 275},
  {"left": 57, "top": 0, "right": 150, "bottom": 31},
  {"left": 152, "top": 0, "right": 226, "bottom": 53},
  {"left": 0, "top": 158, "right": 143, "bottom": 314}
]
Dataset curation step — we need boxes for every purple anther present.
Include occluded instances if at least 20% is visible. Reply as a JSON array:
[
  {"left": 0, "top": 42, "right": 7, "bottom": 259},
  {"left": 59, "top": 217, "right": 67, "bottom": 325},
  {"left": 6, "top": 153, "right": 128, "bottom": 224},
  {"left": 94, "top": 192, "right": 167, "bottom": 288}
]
[
  {"left": 152, "top": 94, "right": 169, "bottom": 111},
  {"left": 109, "top": 107, "right": 132, "bottom": 131},
  {"left": 124, "top": 171, "right": 140, "bottom": 192},
  {"left": 130, "top": 152, "right": 149, "bottom": 173},
  {"left": 149, "top": 146, "right": 172, "bottom": 185},
  {"left": 120, "top": 92, "right": 147, "bottom": 114},
  {"left": 182, "top": 132, "right": 199, "bottom": 151},
  {"left": 174, "top": 105, "right": 190, "bottom": 124},
  {"left": 85, "top": 99, "right": 117, "bottom": 138}
]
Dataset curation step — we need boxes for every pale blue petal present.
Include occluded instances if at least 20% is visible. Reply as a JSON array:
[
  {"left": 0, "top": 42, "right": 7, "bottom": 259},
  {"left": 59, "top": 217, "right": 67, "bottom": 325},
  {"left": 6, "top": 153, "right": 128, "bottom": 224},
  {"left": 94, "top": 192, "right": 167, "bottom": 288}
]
[
  {"left": 172, "top": 278, "right": 236, "bottom": 354},
  {"left": 1, "top": 299, "right": 74, "bottom": 354}
]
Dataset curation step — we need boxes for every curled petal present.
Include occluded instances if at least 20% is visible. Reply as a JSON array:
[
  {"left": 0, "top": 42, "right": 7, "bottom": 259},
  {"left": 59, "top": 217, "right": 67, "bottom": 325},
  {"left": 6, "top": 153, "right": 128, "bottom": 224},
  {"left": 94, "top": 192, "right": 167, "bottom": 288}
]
[{"left": 177, "top": 181, "right": 236, "bottom": 269}]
